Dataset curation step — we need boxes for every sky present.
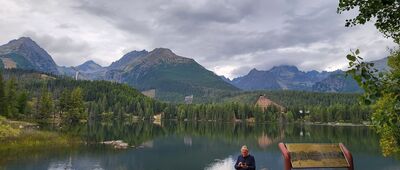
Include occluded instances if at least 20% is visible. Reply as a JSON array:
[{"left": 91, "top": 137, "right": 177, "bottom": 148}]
[{"left": 0, "top": 0, "right": 396, "bottom": 79}]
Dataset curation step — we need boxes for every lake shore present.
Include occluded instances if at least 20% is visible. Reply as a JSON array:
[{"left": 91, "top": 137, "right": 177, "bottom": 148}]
[
  {"left": 301, "top": 121, "right": 372, "bottom": 127},
  {"left": 0, "top": 117, "right": 80, "bottom": 158}
]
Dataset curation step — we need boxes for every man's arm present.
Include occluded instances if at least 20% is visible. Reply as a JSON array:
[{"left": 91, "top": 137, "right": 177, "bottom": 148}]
[{"left": 234, "top": 156, "right": 241, "bottom": 169}]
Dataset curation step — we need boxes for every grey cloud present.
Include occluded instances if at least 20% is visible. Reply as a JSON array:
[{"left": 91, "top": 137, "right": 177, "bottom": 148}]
[
  {"left": 22, "top": 31, "right": 93, "bottom": 66},
  {"left": 0, "top": 0, "right": 396, "bottom": 79},
  {"left": 231, "top": 66, "right": 252, "bottom": 78},
  {"left": 75, "top": 0, "right": 164, "bottom": 36},
  {"left": 57, "top": 23, "right": 77, "bottom": 29}
]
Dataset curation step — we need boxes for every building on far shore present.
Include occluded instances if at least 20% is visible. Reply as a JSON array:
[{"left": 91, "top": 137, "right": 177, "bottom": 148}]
[
  {"left": 141, "top": 89, "right": 156, "bottom": 98},
  {"left": 184, "top": 95, "right": 193, "bottom": 104},
  {"left": 255, "top": 95, "right": 285, "bottom": 112}
]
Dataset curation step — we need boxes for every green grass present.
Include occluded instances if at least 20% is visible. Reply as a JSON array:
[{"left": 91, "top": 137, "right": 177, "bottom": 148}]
[
  {"left": 0, "top": 116, "right": 80, "bottom": 165},
  {"left": 0, "top": 129, "right": 73, "bottom": 151},
  {"left": 0, "top": 116, "right": 20, "bottom": 139},
  {"left": 0, "top": 129, "right": 80, "bottom": 166}
]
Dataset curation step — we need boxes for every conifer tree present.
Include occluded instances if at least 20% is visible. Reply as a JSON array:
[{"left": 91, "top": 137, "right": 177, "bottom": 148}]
[
  {"left": 6, "top": 78, "right": 18, "bottom": 118},
  {"left": 38, "top": 87, "right": 53, "bottom": 119},
  {"left": 0, "top": 71, "right": 6, "bottom": 116}
]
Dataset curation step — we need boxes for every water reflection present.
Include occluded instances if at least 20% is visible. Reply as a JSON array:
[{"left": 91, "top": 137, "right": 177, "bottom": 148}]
[
  {"left": 2, "top": 121, "right": 400, "bottom": 170},
  {"left": 205, "top": 157, "right": 235, "bottom": 170},
  {"left": 184, "top": 136, "right": 193, "bottom": 146},
  {"left": 47, "top": 156, "right": 104, "bottom": 170}
]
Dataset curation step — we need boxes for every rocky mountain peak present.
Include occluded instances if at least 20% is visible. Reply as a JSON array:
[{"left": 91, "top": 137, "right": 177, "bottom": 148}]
[
  {"left": 148, "top": 48, "right": 178, "bottom": 59},
  {"left": 8, "top": 37, "right": 34, "bottom": 45},
  {"left": 109, "top": 50, "right": 148, "bottom": 69},
  {"left": 123, "top": 50, "right": 148, "bottom": 59},
  {"left": 249, "top": 68, "right": 259, "bottom": 73},
  {"left": 0, "top": 37, "right": 59, "bottom": 74},
  {"left": 1, "top": 37, "right": 37, "bottom": 54},
  {"left": 270, "top": 65, "right": 299, "bottom": 73},
  {"left": 76, "top": 60, "right": 103, "bottom": 72},
  {"left": 145, "top": 48, "right": 194, "bottom": 64},
  {"left": 83, "top": 60, "right": 97, "bottom": 65}
]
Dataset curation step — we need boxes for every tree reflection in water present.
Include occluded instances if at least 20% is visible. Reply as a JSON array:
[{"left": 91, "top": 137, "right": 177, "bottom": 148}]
[{"left": 2, "top": 121, "right": 399, "bottom": 170}]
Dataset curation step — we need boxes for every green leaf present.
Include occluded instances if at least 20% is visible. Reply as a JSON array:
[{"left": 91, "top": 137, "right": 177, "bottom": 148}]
[
  {"left": 364, "top": 99, "right": 371, "bottom": 105},
  {"left": 347, "top": 54, "right": 356, "bottom": 61},
  {"left": 355, "top": 49, "right": 360, "bottom": 55}
]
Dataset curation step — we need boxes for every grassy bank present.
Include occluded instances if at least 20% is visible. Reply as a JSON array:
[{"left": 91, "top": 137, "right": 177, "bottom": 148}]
[
  {"left": 0, "top": 116, "right": 80, "bottom": 149},
  {"left": 0, "top": 129, "right": 76, "bottom": 151},
  {"left": 0, "top": 116, "right": 81, "bottom": 165}
]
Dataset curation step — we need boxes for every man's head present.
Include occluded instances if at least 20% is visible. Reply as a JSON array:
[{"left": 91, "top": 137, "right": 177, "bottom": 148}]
[{"left": 241, "top": 145, "right": 249, "bottom": 157}]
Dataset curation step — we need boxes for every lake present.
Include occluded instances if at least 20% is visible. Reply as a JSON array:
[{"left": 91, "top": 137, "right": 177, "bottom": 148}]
[{"left": 1, "top": 121, "right": 400, "bottom": 170}]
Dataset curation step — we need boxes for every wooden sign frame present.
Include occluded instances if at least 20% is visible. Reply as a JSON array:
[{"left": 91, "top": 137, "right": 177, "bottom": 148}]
[{"left": 278, "top": 143, "right": 354, "bottom": 170}]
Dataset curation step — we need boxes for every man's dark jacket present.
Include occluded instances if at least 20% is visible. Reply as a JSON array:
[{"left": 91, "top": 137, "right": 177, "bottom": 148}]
[{"left": 234, "top": 154, "right": 256, "bottom": 170}]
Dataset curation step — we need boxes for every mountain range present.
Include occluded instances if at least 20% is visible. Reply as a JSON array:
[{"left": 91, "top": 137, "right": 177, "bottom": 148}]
[
  {"left": 230, "top": 65, "right": 334, "bottom": 91},
  {"left": 0, "top": 37, "right": 390, "bottom": 101},
  {"left": 226, "top": 57, "right": 388, "bottom": 92},
  {"left": 227, "top": 66, "right": 361, "bottom": 92},
  {"left": 0, "top": 37, "right": 238, "bottom": 102}
]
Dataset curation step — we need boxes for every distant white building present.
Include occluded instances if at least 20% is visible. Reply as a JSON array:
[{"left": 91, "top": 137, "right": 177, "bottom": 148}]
[
  {"left": 142, "top": 89, "right": 156, "bottom": 98},
  {"left": 185, "top": 95, "right": 193, "bottom": 104}
]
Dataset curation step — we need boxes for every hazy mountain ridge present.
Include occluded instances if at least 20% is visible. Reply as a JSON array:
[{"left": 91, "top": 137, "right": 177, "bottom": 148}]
[
  {"left": 230, "top": 65, "right": 334, "bottom": 91},
  {"left": 371, "top": 57, "right": 389, "bottom": 72},
  {"left": 308, "top": 57, "right": 388, "bottom": 92},
  {"left": 227, "top": 58, "right": 388, "bottom": 92},
  {"left": 311, "top": 73, "right": 362, "bottom": 92},
  {"left": 57, "top": 60, "right": 107, "bottom": 80}
]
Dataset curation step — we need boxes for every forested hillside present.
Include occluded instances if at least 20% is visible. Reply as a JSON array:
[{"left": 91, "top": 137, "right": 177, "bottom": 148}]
[
  {"left": 0, "top": 69, "right": 267, "bottom": 123},
  {"left": 223, "top": 90, "right": 371, "bottom": 123},
  {"left": 0, "top": 69, "right": 371, "bottom": 123}
]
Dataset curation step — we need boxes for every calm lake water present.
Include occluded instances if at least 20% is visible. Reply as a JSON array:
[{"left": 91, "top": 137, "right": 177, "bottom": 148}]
[{"left": 1, "top": 121, "right": 400, "bottom": 170}]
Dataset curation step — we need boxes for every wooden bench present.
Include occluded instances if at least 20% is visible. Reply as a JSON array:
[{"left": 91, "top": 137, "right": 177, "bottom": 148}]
[{"left": 278, "top": 143, "right": 354, "bottom": 170}]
